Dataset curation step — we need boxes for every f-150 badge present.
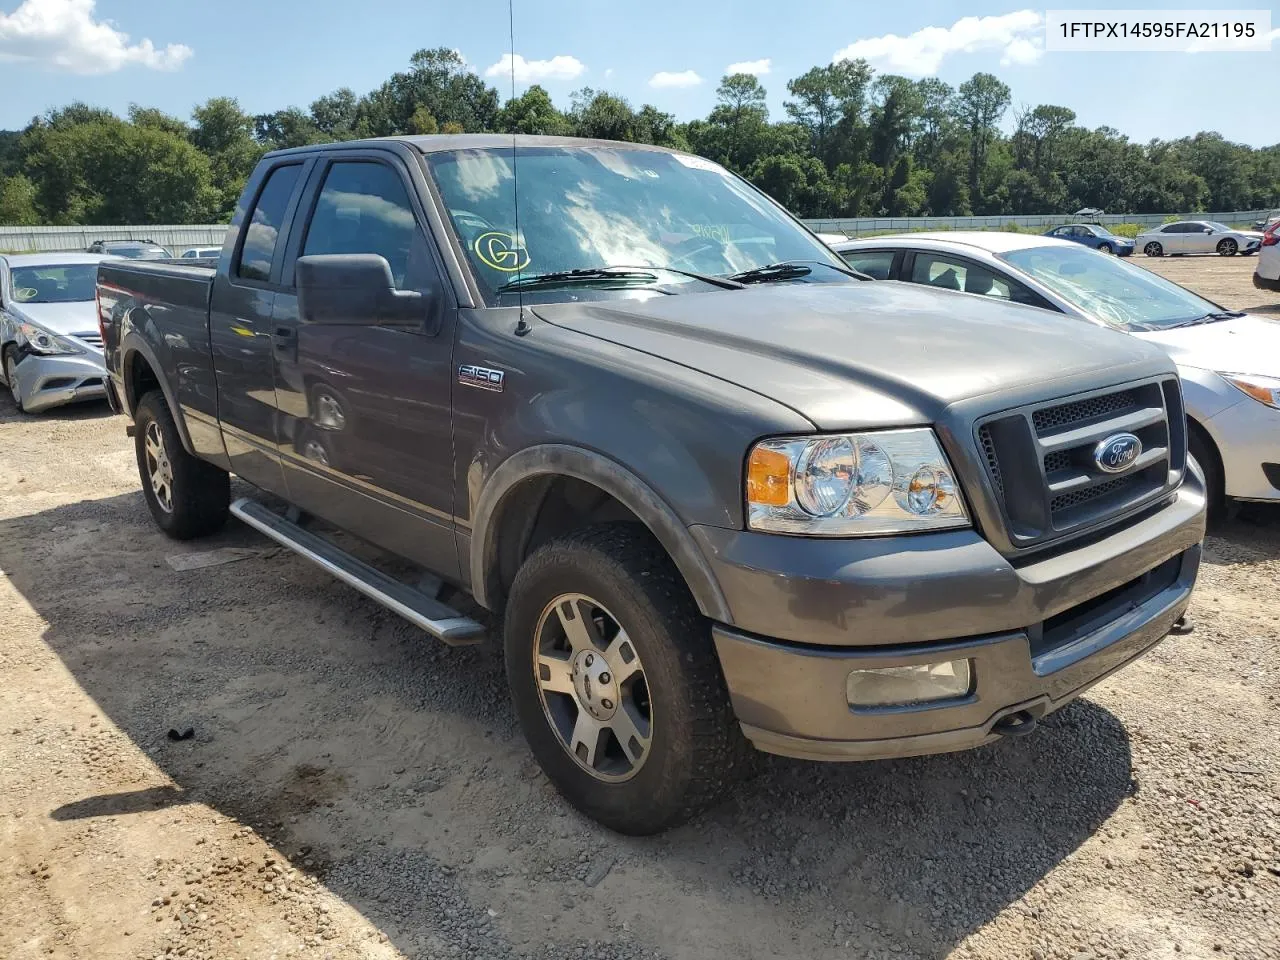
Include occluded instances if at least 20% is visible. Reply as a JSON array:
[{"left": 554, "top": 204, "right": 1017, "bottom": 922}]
[{"left": 458, "top": 364, "right": 505, "bottom": 392}]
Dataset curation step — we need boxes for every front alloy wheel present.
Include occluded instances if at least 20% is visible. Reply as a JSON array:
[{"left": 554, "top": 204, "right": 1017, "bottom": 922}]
[
  {"left": 1217, "top": 238, "right": 1238, "bottom": 256},
  {"left": 4, "top": 351, "right": 23, "bottom": 412},
  {"left": 144, "top": 421, "right": 175, "bottom": 513},
  {"left": 534, "top": 593, "right": 652, "bottom": 782}
]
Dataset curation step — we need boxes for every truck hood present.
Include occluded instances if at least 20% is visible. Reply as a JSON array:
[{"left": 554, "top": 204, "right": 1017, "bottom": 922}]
[
  {"left": 532, "top": 281, "right": 1172, "bottom": 429},
  {"left": 8, "top": 300, "right": 99, "bottom": 336},
  {"left": 1135, "top": 314, "right": 1280, "bottom": 378}
]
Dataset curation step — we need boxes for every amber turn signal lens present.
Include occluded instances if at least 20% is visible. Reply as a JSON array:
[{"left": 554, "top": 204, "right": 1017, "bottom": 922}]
[{"left": 747, "top": 446, "right": 791, "bottom": 506}]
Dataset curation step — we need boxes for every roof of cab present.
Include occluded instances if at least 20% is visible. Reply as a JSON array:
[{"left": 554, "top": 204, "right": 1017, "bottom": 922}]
[{"left": 266, "top": 134, "right": 684, "bottom": 159}]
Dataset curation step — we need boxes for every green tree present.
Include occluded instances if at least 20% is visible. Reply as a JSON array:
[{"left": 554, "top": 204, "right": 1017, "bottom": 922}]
[
  {"left": 497, "top": 85, "right": 571, "bottom": 136},
  {"left": 356, "top": 48, "right": 499, "bottom": 137},
  {"left": 785, "top": 60, "right": 872, "bottom": 169},
  {"left": 0, "top": 174, "right": 39, "bottom": 225},
  {"left": 955, "top": 72, "right": 1011, "bottom": 205},
  {"left": 310, "top": 88, "right": 359, "bottom": 140},
  {"left": 191, "top": 98, "right": 263, "bottom": 218}
]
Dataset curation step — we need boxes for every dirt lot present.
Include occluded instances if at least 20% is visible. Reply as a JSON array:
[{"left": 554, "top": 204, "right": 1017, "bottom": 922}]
[{"left": 2, "top": 256, "right": 1278, "bottom": 960}]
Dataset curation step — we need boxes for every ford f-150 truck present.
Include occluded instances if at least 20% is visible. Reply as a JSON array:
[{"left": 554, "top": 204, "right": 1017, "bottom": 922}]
[{"left": 98, "top": 135, "right": 1206, "bottom": 835}]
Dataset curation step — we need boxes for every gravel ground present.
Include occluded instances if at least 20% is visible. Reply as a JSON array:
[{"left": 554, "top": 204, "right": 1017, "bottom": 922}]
[{"left": 2, "top": 262, "right": 1278, "bottom": 960}]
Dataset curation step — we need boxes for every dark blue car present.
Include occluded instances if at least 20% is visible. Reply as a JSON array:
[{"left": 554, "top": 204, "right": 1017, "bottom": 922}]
[{"left": 1043, "top": 223, "right": 1135, "bottom": 256}]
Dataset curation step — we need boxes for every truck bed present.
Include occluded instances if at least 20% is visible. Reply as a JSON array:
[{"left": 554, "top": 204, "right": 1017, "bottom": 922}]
[{"left": 97, "top": 259, "right": 216, "bottom": 316}]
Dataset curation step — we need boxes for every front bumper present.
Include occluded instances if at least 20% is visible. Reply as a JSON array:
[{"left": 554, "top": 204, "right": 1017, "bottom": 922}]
[
  {"left": 1115, "top": 244, "right": 1134, "bottom": 257},
  {"left": 701, "top": 475, "right": 1205, "bottom": 761},
  {"left": 11, "top": 350, "right": 108, "bottom": 414}
]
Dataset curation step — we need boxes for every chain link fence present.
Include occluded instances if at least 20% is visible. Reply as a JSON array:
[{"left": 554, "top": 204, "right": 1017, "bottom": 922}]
[
  {"left": 802, "top": 210, "right": 1273, "bottom": 237},
  {"left": 1, "top": 210, "right": 1273, "bottom": 252},
  {"left": 0, "top": 224, "right": 230, "bottom": 254}
]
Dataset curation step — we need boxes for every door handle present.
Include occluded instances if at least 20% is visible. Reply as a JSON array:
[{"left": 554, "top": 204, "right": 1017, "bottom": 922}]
[{"left": 273, "top": 327, "right": 295, "bottom": 341}]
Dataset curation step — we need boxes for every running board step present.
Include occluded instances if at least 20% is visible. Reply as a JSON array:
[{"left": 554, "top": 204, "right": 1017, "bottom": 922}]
[{"left": 230, "top": 498, "right": 485, "bottom": 645}]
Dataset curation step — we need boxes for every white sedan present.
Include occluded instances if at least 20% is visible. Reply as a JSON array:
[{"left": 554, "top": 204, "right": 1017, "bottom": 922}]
[
  {"left": 1134, "top": 220, "right": 1263, "bottom": 257},
  {"left": 830, "top": 232, "right": 1280, "bottom": 514}
]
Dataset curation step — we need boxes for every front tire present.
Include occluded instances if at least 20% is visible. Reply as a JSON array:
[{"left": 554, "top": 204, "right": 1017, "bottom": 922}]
[
  {"left": 134, "top": 390, "right": 229, "bottom": 539},
  {"left": 504, "top": 525, "right": 747, "bottom": 835},
  {"left": 1097, "top": 242, "right": 1113, "bottom": 254},
  {"left": 1217, "top": 238, "right": 1238, "bottom": 256},
  {"left": 1144, "top": 241, "right": 1163, "bottom": 257},
  {"left": 4, "top": 347, "right": 25, "bottom": 413},
  {"left": 1189, "top": 422, "right": 1224, "bottom": 523}
]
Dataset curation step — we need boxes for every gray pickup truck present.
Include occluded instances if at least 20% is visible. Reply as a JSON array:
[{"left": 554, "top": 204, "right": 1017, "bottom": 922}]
[{"left": 98, "top": 135, "right": 1206, "bottom": 834}]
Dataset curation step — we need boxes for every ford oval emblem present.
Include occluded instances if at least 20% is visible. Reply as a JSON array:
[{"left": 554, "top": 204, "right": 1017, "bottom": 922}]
[{"left": 1093, "top": 433, "right": 1142, "bottom": 474}]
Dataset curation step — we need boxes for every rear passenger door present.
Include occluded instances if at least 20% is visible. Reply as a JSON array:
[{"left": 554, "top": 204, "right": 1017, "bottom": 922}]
[
  {"left": 208, "top": 158, "right": 311, "bottom": 494},
  {"left": 1159, "top": 223, "right": 1188, "bottom": 254},
  {"left": 270, "top": 149, "right": 460, "bottom": 579}
]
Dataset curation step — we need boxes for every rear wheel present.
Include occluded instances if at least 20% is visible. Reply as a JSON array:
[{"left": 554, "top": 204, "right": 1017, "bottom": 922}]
[
  {"left": 504, "top": 524, "right": 748, "bottom": 835},
  {"left": 1217, "top": 238, "right": 1238, "bottom": 256},
  {"left": 1144, "top": 241, "right": 1163, "bottom": 257},
  {"left": 3, "top": 347, "right": 24, "bottom": 413},
  {"left": 134, "top": 390, "right": 229, "bottom": 539}
]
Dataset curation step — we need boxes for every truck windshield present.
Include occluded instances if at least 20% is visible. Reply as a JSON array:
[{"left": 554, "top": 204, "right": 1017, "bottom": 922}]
[
  {"left": 1000, "top": 244, "right": 1225, "bottom": 331},
  {"left": 425, "top": 146, "right": 847, "bottom": 304},
  {"left": 10, "top": 264, "right": 99, "bottom": 303}
]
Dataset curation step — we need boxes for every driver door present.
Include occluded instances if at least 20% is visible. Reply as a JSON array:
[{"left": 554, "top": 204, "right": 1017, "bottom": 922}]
[{"left": 1186, "top": 223, "right": 1214, "bottom": 254}]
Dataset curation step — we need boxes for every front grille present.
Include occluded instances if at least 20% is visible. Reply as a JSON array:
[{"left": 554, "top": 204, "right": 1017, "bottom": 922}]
[
  {"left": 1033, "top": 390, "right": 1138, "bottom": 434},
  {"left": 974, "top": 377, "right": 1186, "bottom": 548}
]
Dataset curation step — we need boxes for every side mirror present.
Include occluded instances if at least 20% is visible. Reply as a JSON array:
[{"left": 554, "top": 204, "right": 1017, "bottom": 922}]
[
  {"left": 1204, "top": 227, "right": 1214, "bottom": 234},
  {"left": 296, "top": 254, "right": 432, "bottom": 327}
]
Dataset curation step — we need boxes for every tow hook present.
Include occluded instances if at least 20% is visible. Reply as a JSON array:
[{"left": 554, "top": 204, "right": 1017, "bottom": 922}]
[{"left": 992, "top": 710, "right": 1038, "bottom": 738}]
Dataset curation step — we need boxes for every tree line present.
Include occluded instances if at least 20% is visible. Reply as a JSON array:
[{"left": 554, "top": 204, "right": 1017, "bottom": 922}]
[{"left": 0, "top": 47, "right": 1276, "bottom": 227}]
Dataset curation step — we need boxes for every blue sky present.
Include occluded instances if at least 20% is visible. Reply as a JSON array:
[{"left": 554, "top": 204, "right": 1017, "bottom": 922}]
[{"left": 1, "top": 0, "right": 1277, "bottom": 145}]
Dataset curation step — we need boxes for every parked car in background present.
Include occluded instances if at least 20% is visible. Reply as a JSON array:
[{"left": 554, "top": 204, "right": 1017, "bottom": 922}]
[
  {"left": 1074, "top": 207, "right": 1104, "bottom": 219},
  {"left": 0, "top": 253, "right": 112, "bottom": 413},
  {"left": 1253, "top": 221, "right": 1280, "bottom": 293},
  {"left": 86, "top": 239, "right": 173, "bottom": 259},
  {"left": 833, "top": 232, "right": 1280, "bottom": 514},
  {"left": 1044, "top": 223, "right": 1134, "bottom": 256},
  {"left": 1135, "top": 221, "right": 1262, "bottom": 257},
  {"left": 181, "top": 247, "right": 222, "bottom": 260},
  {"left": 97, "top": 135, "right": 1204, "bottom": 834},
  {"left": 1250, "top": 210, "right": 1279, "bottom": 232}
]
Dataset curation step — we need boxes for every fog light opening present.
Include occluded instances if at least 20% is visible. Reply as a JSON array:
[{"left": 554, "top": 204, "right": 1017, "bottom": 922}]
[{"left": 846, "top": 659, "right": 973, "bottom": 708}]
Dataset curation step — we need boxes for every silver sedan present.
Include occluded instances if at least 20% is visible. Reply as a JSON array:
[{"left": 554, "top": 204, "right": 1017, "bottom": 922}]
[
  {"left": 1135, "top": 220, "right": 1263, "bottom": 257},
  {"left": 831, "top": 232, "right": 1280, "bottom": 513},
  {"left": 0, "top": 253, "right": 113, "bottom": 414}
]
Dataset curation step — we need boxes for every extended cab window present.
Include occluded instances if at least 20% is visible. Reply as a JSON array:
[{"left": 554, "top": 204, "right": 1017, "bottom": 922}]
[
  {"left": 238, "top": 164, "right": 302, "bottom": 282},
  {"left": 839, "top": 250, "right": 895, "bottom": 280},
  {"left": 301, "top": 161, "right": 433, "bottom": 292}
]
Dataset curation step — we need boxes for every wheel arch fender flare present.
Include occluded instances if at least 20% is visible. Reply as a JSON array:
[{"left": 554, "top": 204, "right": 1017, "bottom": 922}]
[
  {"left": 470, "top": 443, "right": 732, "bottom": 624},
  {"left": 121, "top": 333, "right": 195, "bottom": 457}
]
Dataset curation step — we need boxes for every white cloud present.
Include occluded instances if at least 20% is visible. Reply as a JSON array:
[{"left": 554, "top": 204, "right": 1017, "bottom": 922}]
[
  {"left": 833, "top": 10, "right": 1044, "bottom": 76},
  {"left": 726, "top": 58, "right": 771, "bottom": 76},
  {"left": 0, "top": 0, "right": 191, "bottom": 74},
  {"left": 604, "top": 67, "right": 614, "bottom": 79},
  {"left": 484, "top": 53, "right": 585, "bottom": 83},
  {"left": 648, "top": 69, "right": 702, "bottom": 89}
]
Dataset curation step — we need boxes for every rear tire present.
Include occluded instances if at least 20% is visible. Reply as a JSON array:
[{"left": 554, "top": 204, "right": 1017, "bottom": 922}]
[
  {"left": 1144, "top": 241, "right": 1163, "bottom": 257},
  {"left": 1188, "top": 422, "right": 1224, "bottom": 523},
  {"left": 134, "top": 390, "right": 229, "bottom": 539},
  {"left": 504, "top": 524, "right": 748, "bottom": 835}
]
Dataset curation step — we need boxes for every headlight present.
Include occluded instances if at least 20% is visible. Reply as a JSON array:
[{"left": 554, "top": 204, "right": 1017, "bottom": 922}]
[
  {"left": 18, "top": 322, "right": 77, "bottom": 356},
  {"left": 746, "top": 428, "right": 969, "bottom": 536},
  {"left": 1221, "top": 373, "right": 1280, "bottom": 409}
]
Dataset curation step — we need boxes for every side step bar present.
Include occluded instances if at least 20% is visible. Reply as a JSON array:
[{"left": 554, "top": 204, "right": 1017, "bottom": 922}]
[{"left": 230, "top": 498, "right": 486, "bottom": 645}]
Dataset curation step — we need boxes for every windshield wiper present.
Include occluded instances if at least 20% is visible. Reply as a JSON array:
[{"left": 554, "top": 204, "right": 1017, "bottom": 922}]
[
  {"left": 497, "top": 265, "right": 743, "bottom": 293},
  {"left": 1167, "top": 310, "right": 1244, "bottom": 329},
  {"left": 726, "top": 260, "right": 870, "bottom": 284}
]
